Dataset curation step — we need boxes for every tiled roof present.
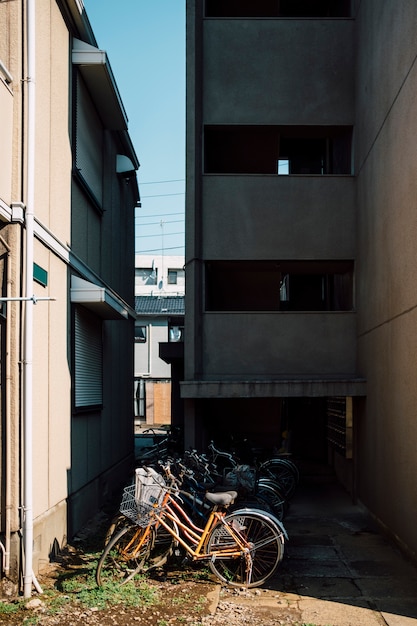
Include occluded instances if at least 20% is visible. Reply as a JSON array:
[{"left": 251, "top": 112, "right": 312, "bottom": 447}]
[{"left": 135, "top": 295, "right": 185, "bottom": 316}]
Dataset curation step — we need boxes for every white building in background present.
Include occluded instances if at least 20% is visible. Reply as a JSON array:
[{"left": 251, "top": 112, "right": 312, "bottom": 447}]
[
  {"left": 135, "top": 254, "right": 185, "bottom": 296},
  {"left": 134, "top": 255, "right": 185, "bottom": 431}
]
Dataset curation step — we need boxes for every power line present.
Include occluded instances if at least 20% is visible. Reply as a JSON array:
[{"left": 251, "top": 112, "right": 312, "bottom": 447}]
[
  {"left": 136, "top": 211, "right": 184, "bottom": 218},
  {"left": 141, "top": 192, "right": 184, "bottom": 198},
  {"left": 139, "top": 178, "right": 185, "bottom": 185},
  {"left": 136, "top": 219, "right": 184, "bottom": 226},
  {"left": 136, "top": 245, "right": 185, "bottom": 253},
  {"left": 136, "top": 231, "right": 184, "bottom": 238}
]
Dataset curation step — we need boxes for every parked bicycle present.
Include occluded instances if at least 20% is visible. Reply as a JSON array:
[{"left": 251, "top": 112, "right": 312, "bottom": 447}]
[
  {"left": 207, "top": 440, "right": 300, "bottom": 501},
  {"left": 96, "top": 463, "right": 288, "bottom": 588}
]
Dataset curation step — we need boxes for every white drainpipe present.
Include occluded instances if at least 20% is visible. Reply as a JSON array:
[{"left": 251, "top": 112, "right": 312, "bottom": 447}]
[
  {"left": 23, "top": 0, "right": 36, "bottom": 599},
  {"left": 0, "top": 236, "right": 12, "bottom": 576}
]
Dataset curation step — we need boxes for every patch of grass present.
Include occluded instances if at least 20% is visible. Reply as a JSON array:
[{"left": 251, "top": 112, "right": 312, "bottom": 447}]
[
  {"left": 22, "top": 618, "right": 39, "bottom": 626},
  {"left": 56, "top": 558, "right": 159, "bottom": 610},
  {"left": 195, "top": 594, "right": 206, "bottom": 612},
  {"left": 0, "top": 601, "right": 21, "bottom": 615}
]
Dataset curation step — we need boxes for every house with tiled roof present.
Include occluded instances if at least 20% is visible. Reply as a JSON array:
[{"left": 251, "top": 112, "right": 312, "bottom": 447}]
[{"left": 134, "top": 257, "right": 184, "bottom": 430}]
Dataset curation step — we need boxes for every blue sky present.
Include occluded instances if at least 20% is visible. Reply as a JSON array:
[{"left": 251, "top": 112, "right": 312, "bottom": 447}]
[{"left": 83, "top": 0, "right": 185, "bottom": 256}]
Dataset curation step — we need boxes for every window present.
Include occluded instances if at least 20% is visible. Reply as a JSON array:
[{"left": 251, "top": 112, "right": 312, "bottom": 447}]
[
  {"left": 135, "top": 267, "right": 157, "bottom": 287},
  {"left": 168, "top": 270, "right": 177, "bottom": 285},
  {"left": 205, "top": 0, "right": 351, "bottom": 17},
  {"left": 135, "top": 325, "right": 147, "bottom": 343},
  {"left": 167, "top": 268, "right": 185, "bottom": 287},
  {"left": 205, "top": 260, "right": 353, "bottom": 311},
  {"left": 135, "top": 378, "right": 146, "bottom": 418},
  {"left": 168, "top": 317, "right": 184, "bottom": 342},
  {"left": 204, "top": 126, "right": 352, "bottom": 175},
  {"left": 74, "top": 307, "right": 103, "bottom": 409},
  {"left": 74, "top": 74, "right": 104, "bottom": 208}
]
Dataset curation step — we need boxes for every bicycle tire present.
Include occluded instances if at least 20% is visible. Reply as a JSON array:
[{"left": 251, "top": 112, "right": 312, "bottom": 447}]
[
  {"left": 96, "top": 523, "right": 154, "bottom": 586},
  {"left": 258, "top": 459, "right": 299, "bottom": 499},
  {"left": 255, "top": 478, "right": 287, "bottom": 521},
  {"left": 104, "top": 512, "right": 126, "bottom": 546},
  {"left": 230, "top": 493, "right": 274, "bottom": 516},
  {"left": 206, "top": 510, "right": 284, "bottom": 587}
]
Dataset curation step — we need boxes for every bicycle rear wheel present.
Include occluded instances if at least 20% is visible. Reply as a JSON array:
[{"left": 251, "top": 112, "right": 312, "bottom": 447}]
[
  {"left": 207, "top": 510, "right": 284, "bottom": 588},
  {"left": 96, "top": 523, "right": 154, "bottom": 586},
  {"left": 258, "top": 458, "right": 299, "bottom": 499}
]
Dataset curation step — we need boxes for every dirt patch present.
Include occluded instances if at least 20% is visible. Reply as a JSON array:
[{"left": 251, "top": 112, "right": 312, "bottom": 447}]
[{"left": 0, "top": 512, "right": 302, "bottom": 626}]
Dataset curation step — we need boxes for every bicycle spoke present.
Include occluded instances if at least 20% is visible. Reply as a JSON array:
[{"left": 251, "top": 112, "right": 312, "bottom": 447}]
[
  {"left": 207, "top": 511, "right": 284, "bottom": 587},
  {"left": 96, "top": 524, "right": 153, "bottom": 586}
]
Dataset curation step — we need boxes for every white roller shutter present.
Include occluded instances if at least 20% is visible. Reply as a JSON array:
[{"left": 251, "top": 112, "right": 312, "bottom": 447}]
[{"left": 74, "top": 307, "right": 103, "bottom": 408}]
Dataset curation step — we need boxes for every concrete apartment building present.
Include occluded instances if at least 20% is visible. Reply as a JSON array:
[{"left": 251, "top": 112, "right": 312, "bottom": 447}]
[
  {"left": 0, "top": 0, "right": 138, "bottom": 591},
  {"left": 135, "top": 254, "right": 185, "bottom": 296},
  {"left": 184, "top": 0, "right": 417, "bottom": 563},
  {"left": 134, "top": 255, "right": 184, "bottom": 429}
]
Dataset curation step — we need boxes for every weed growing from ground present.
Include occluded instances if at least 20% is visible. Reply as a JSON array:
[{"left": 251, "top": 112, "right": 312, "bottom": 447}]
[
  {"left": 55, "top": 555, "right": 159, "bottom": 610},
  {"left": 0, "top": 602, "right": 21, "bottom": 615}
]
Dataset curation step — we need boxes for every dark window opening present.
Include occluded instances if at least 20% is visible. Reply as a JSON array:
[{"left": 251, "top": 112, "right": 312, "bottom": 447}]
[
  {"left": 135, "top": 325, "right": 147, "bottom": 343},
  {"left": 168, "top": 316, "right": 184, "bottom": 342},
  {"left": 205, "top": 260, "right": 353, "bottom": 311},
  {"left": 168, "top": 270, "right": 178, "bottom": 285},
  {"left": 204, "top": 126, "right": 352, "bottom": 175},
  {"left": 205, "top": 0, "right": 351, "bottom": 18}
]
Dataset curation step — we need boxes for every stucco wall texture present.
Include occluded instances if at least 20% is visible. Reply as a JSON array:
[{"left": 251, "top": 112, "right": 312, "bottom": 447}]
[{"left": 186, "top": 0, "right": 417, "bottom": 562}]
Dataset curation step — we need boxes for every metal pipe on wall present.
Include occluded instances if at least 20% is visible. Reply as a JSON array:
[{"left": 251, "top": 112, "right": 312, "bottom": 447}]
[{"left": 23, "top": 0, "right": 36, "bottom": 599}]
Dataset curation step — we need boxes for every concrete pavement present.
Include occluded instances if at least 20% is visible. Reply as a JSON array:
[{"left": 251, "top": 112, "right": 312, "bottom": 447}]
[{"left": 259, "top": 469, "right": 417, "bottom": 625}]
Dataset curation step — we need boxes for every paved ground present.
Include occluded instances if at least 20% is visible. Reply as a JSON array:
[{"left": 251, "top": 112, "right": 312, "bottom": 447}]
[{"left": 228, "top": 469, "right": 417, "bottom": 626}]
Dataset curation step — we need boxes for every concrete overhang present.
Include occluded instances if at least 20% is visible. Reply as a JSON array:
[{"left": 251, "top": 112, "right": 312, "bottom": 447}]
[
  {"left": 159, "top": 341, "right": 184, "bottom": 364},
  {"left": 71, "top": 276, "right": 129, "bottom": 320},
  {"left": 180, "top": 378, "right": 367, "bottom": 398},
  {"left": 72, "top": 38, "right": 128, "bottom": 131}
]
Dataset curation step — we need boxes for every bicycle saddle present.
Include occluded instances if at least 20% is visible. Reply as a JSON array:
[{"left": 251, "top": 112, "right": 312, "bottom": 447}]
[{"left": 205, "top": 490, "right": 238, "bottom": 506}]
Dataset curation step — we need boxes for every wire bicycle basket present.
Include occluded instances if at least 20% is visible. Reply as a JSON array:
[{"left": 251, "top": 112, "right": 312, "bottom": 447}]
[{"left": 120, "top": 466, "right": 167, "bottom": 527}]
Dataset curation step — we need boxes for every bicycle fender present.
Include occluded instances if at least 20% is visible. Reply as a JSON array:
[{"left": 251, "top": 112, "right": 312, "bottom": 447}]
[{"left": 227, "top": 507, "right": 289, "bottom": 542}]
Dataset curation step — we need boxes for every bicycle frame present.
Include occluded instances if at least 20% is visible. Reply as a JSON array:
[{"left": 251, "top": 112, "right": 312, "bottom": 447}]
[{"left": 121, "top": 489, "right": 253, "bottom": 576}]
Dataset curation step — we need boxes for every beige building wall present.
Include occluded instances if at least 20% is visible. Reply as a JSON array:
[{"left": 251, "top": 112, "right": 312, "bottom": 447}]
[
  {"left": 0, "top": 0, "right": 72, "bottom": 574},
  {"left": 144, "top": 381, "right": 172, "bottom": 426},
  {"left": 153, "top": 382, "right": 172, "bottom": 425},
  {"left": 0, "top": 0, "right": 138, "bottom": 583}
]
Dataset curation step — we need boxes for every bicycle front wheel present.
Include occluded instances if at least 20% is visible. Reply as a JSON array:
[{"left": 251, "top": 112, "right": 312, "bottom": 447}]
[
  {"left": 207, "top": 510, "right": 284, "bottom": 588},
  {"left": 96, "top": 523, "right": 154, "bottom": 586}
]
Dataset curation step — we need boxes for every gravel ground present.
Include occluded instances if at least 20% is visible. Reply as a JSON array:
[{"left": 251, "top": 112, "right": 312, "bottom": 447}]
[{"left": 0, "top": 512, "right": 304, "bottom": 626}]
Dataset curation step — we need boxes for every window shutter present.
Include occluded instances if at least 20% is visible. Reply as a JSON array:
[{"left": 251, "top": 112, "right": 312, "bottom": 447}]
[
  {"left": 74, "top": 307, "right": 103, "bottom": 407},
  {"left": 75, "top": 75, "right": 103, "bottom": 204}
]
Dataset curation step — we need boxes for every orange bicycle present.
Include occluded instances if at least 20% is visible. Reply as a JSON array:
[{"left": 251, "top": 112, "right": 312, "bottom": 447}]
[{"left": 96, "top": 465, "right": 287, "bottom": 588}]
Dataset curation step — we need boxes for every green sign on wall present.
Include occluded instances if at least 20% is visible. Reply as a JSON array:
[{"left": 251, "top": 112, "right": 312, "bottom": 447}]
[{"left": 33, "top": 263, "right": 48, "bottom": 287}]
